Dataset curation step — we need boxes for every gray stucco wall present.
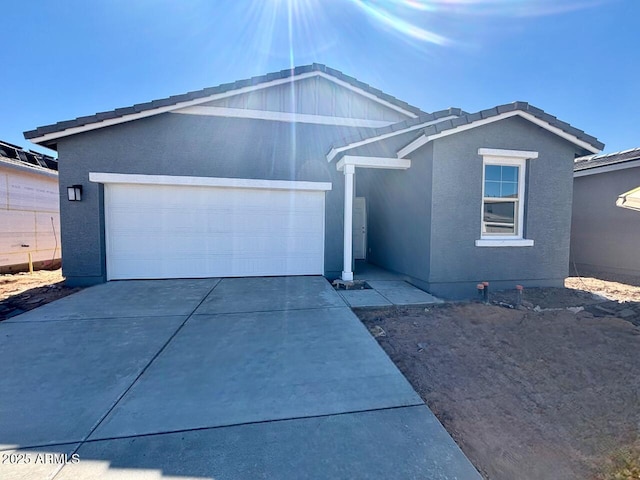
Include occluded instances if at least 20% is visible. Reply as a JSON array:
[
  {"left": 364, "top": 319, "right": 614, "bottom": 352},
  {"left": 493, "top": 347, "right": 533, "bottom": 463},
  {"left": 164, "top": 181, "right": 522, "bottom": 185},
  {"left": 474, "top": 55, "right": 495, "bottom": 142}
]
[
  {"left": 427, "top": 116, "right": 582, "bottom": 298},
  {"left": 56, "top": 113, "right": 374, "bottom": 285},
  {"left": 348, "top": 116, "right": 584, "bottom": 298},
  {"left": 571, "top": 168, "right": 640, "bottom": 275},
  {"left": 350, "top": 133, "right": 433, "bottom": 282}
]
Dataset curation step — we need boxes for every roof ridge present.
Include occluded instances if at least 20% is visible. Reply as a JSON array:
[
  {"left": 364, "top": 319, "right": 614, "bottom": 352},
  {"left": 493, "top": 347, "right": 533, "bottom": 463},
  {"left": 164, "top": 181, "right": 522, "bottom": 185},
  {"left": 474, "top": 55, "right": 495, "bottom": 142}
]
[
  {"left": 574, "top": 146, "right": 640, "bottom": 171},
  {"left": 25, "top": 64, "right": 428, "bottom": 146},
  {"left": 575, "top": 146, "right": 640, "bottom": 162},
  {"left": 328, "top": 101, "right": 604, "bottom": 161},
  {"left": 422, "top": 101, "right": 603, "bottom": 151}
]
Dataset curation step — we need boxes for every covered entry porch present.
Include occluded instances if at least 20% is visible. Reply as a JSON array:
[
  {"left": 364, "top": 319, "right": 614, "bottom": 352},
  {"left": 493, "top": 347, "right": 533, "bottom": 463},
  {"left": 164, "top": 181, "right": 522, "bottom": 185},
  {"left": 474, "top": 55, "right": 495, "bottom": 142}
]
[{"left": 338, "top": 155, "right": 411, "bottom": 282}]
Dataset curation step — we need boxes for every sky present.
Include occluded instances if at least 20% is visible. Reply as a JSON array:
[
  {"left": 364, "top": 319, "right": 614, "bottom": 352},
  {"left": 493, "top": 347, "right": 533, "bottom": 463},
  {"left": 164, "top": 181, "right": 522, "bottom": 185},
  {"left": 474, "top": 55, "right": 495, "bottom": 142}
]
[{"left": 2, "top": 0, "right": 638, "bottom": 157}]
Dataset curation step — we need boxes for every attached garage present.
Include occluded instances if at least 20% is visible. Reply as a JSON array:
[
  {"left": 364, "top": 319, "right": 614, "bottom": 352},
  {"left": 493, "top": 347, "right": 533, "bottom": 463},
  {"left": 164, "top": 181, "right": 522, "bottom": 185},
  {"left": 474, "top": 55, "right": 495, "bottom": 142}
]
[{"left": 90, "top": 173, "right": 331, "bottom": 280}]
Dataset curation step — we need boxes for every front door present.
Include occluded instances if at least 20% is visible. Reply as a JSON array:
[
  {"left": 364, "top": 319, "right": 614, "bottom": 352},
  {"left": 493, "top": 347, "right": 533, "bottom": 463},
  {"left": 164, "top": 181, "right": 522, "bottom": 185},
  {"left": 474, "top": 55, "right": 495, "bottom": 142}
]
[{"left": 353, "top": 197, "right": 367, "bottom": 260}]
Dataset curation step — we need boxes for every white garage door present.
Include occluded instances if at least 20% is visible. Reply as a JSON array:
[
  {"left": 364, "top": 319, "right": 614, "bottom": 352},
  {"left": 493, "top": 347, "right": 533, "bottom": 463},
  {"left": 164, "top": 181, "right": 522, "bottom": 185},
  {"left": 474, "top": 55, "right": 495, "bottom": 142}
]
[{"left": 101, "top": 176, "right": 330, "bottom": 280}]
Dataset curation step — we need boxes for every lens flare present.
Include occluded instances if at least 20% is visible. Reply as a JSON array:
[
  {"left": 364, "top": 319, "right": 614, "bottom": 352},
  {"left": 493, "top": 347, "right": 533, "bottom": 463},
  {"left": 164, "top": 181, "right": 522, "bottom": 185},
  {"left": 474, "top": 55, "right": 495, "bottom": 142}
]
[
  {"left": 348, "top": 0, "right": 607, "bottom": 46},
  {"left": 350, "top": 0, "right": 450, "bottom": 45}
]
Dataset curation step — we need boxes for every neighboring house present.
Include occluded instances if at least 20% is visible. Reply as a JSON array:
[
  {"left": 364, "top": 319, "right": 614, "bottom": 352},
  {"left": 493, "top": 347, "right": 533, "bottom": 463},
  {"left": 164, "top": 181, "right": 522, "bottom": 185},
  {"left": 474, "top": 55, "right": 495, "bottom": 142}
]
[
  {"left": 0, "top": 140, "right": 61, "bottom": 273},
  {"left": 24, "top": 64, "right": 603, "bottom": 298},
  {"left": 572, "top": 148, "right": 640, "bottom": 276}
]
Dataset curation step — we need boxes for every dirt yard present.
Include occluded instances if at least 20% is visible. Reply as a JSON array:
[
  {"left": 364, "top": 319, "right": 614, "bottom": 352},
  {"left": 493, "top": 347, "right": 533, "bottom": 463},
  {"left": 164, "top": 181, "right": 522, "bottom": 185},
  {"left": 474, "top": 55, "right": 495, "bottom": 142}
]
[
  {"left": 356, "top": 278, "right": 640, "bottom": 480},
  {"left": 0, "top": 269, "right": 82, "bottom": 321}
]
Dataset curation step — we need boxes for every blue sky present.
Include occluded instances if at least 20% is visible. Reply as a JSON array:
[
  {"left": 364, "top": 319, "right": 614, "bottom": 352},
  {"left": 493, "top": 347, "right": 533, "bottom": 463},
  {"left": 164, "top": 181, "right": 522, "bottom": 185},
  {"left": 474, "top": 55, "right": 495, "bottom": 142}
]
[{"left": 2, "top": 0, "right": 638, "bottom": 156}]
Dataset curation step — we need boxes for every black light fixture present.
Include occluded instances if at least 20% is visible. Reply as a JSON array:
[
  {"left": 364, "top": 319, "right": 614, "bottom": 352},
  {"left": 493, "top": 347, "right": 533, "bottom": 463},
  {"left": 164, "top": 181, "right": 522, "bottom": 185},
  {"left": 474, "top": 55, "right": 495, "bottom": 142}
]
[{"left": 67, "top": 185, "right": 83, "bottom": 201}]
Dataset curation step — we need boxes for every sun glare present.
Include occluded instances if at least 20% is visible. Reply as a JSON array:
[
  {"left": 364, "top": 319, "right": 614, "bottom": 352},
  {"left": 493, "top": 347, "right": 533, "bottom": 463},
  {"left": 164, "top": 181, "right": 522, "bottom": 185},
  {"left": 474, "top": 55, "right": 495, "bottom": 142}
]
[{"left": 347, "top": 0, "right": 607, "bottom": 46}]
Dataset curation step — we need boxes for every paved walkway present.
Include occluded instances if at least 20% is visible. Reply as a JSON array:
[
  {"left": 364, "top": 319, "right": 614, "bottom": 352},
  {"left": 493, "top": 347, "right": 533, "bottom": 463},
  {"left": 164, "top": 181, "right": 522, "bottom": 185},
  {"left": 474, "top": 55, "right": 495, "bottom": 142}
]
[
  {"left": 338, "top": 261, "right": 443, "bottom": 307},
  {"left": 1, "top": 276, "right": 480, "bottom": 480}
]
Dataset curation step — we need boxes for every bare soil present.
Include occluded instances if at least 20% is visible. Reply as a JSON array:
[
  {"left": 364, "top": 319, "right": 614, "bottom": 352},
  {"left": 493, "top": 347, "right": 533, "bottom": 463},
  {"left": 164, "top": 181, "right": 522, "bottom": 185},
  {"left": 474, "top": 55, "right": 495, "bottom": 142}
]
[
  {"left": 356, "top": 276, "right": 640, "bottom": 480},
  {"left": 0, "top": 269, "right": 82, "bottom": 321}
]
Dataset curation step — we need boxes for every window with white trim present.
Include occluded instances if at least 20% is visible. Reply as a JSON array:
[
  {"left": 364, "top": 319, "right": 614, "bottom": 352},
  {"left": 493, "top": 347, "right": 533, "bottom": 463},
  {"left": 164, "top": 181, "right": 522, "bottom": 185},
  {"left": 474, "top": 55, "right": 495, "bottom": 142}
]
[{"left": 477, "top": 148, "right": 538, "bottom": 247}]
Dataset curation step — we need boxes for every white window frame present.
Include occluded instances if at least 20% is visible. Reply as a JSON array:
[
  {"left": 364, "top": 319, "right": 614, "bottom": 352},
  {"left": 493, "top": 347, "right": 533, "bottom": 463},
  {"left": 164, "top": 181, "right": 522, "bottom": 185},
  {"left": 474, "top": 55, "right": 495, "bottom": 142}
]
[{"left": 476, "top": 148, "right": 537, "bottom": 247}]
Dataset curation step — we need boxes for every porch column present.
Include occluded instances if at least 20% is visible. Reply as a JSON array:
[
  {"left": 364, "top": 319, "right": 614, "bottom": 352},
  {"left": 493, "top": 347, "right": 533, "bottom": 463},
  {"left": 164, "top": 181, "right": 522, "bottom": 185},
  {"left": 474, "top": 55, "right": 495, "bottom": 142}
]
[{"left": 342, "top": 164, "right": 355, "bottom": 281}]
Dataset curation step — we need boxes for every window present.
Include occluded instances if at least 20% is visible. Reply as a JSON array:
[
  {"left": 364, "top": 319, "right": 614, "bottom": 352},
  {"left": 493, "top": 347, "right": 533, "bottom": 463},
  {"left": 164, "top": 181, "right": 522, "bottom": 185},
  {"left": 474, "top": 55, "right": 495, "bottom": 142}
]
[
  {"left": 476, "top": 148, "right": 538, "bottom": 247},
  {"left": 483, "top": 164, "right": 521, "bottom": 235}
]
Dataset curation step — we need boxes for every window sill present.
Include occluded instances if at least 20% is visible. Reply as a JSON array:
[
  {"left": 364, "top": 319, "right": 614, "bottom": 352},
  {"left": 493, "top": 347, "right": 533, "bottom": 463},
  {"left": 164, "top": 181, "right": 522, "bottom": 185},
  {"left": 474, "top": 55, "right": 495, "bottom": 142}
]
[{"left": 475, "top": 239, "right": 534, "bottom": 247}]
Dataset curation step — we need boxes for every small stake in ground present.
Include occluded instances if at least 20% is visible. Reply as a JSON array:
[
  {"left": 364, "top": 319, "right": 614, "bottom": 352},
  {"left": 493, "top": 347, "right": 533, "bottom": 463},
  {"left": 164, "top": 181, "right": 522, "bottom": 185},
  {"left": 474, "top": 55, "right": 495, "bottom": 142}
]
[
  {"left": 477, "top": 283, "right": 489, "bottom": 304},
  {"left": 516, "top": 285, "right": 524, "bottom": 307},
  {"left": 482, "top": 281, "right": 489, "bottom": 304}
]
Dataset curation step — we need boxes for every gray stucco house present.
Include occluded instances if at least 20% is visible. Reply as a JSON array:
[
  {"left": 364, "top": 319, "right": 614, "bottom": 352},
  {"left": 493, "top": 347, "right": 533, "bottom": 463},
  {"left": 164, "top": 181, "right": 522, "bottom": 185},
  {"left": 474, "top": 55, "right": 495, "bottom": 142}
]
[
  {"left": 24, "top": 64, "right": 603, "bottom": 298},
  {"left": 572, "top": 148, "right": 640, "bottom": 276}
]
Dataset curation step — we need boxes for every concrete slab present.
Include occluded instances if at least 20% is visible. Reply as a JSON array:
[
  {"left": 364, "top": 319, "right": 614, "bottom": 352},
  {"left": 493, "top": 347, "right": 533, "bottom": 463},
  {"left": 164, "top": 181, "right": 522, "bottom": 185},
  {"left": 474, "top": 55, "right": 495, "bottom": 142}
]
[
  {"left": 367, "top": 280, "right": 443, "bottom": 305},
  {"left": 354, "top": 260, "right": 405, "bottom": 281},
  {"left": 338, "top": 289, "right": 393, "bottom": 307},
  {"left": 5, "top": 278, "right": 220, "bottom": 322},
  {"left": 0, "top": 316, "right": 186, "bottom": 449},
  {"left": 195, "top": 276, "right": 345, "bottom": 315},
  {"left": 91, "top": 307, "right": 422, "bottom": 440},
  {"left": 59, "top": 407, "right": 481, "bottom": 480},
  {"left": 0, "top": 443, "right": 80, "bottom": 480}
]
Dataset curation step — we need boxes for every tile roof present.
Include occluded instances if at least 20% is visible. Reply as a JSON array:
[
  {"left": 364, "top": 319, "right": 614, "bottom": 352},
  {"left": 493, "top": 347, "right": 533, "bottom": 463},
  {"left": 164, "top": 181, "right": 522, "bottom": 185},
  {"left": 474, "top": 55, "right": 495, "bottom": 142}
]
[
  {"left": 24, "top": 63, "right": 428, "bottom": 146},
  {"left": 0, "top": 140, "right": 58, "bottom": 172},
  {"left": 328, "top": 107, "right": 467, "bottom": 153},
  {"left": 329, "top": 102, "right": 604, "bottom": 159},
  {"left": 574, "top": 147, "right": 640, "bottom": 171}
]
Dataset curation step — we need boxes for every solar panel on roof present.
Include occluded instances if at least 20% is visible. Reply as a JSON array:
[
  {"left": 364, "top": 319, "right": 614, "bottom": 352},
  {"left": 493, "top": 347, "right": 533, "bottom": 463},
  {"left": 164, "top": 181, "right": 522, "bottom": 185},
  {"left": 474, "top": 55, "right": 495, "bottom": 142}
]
[{"left": 0, "top": 145, "right": 18, "bottom": 159}]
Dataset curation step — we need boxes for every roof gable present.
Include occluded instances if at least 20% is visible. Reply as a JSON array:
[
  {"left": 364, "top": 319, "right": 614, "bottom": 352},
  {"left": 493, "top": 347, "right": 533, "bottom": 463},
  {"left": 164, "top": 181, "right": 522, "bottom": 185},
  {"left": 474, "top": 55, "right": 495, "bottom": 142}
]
[
  {"left": 25, "top": 64, "right": 425, "bottom": 149},
  {"left": 396, "top": 102, "right": 604, "bottom": 158},
  {"left": 326, "top": 102, "right": 603, "bottom": 162}
]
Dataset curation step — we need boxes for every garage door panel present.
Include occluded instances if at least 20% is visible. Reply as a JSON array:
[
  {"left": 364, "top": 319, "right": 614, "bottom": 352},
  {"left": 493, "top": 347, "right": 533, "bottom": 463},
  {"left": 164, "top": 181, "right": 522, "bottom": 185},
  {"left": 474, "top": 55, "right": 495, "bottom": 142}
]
[
  {"left": 104, "top": 183, "right": 326, "bottom": 280},
  {"left": 108, "top": 207, "right": 323, "bottom": 234},
  {"left": 110, "top": 234, "right": 323, "bottom": 257}
]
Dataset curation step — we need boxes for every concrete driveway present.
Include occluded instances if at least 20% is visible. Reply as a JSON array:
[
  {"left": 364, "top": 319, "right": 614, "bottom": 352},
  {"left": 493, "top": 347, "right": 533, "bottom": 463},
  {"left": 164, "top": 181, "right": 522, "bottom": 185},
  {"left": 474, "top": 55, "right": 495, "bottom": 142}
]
[{"left": 0, "top": 276, "right": 480, "bottom": 480}]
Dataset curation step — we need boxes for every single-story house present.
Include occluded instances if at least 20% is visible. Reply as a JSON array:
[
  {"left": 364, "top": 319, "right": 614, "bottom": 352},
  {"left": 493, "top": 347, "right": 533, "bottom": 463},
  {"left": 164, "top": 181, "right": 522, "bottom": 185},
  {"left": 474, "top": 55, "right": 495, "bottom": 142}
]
[
  {"left": 0, "top": 140, "right": 61, "bottom": 273},
  {"left": 24, "top": 64, "right": 603, "bottom": 298},
  {"left": 571, "top": 148, "right": 640, "bottom": 276}
]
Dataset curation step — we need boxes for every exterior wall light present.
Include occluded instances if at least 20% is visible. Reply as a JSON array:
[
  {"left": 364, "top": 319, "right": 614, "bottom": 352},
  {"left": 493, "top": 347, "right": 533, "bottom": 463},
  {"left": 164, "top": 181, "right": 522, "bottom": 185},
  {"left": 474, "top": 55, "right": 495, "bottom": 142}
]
[{"left": 67, "top": 185, "right": 83, "bottom": 201}]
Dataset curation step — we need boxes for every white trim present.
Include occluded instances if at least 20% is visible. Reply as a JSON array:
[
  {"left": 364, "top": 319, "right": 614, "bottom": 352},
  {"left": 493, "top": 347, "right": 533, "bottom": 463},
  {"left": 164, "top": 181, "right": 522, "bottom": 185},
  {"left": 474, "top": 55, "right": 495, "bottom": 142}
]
[
  {"left": 479, "top": 151, "right": 532, "bottom": 244},
  {"left": 478, "top": 148, "right": 538, "bottom": 160},
  {"left": 29, "top": 71, "right": 417, "bottom": 145},
  {"left": 574, "top": 159, "right": 640, "bottom": 177},
  {"left": 336, "top": 155, "right": 411, "bottom": 171},
  {"left": 475, "top": 239, "right": 534, "bottom": 247},
  {"left": 89, "top": 172, "right": 332, "bottom": 192},
  {"left": 342, "top": 164, "right": 355, "bottom": 282},
  {"left": 617, "top": 187, "right": 640, "bottom": 212},
  {"left": 173, "top": 106, "right": 394, "bottom": 128},
  {"left": 326, "top": 115, "right": 459, "bottom": 163},
  {"left": 397, "top": 111, "right": 600, "bottom": 158}
]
